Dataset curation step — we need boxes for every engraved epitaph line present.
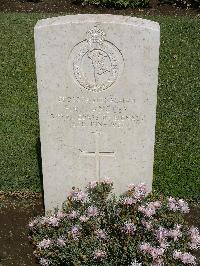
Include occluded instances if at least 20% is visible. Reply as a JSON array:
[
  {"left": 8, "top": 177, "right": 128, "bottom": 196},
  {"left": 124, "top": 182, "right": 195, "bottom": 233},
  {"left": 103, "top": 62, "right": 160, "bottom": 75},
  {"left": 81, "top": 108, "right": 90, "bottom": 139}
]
[{"left": 81, "top": 132, "right": 115, "bottom": 180}]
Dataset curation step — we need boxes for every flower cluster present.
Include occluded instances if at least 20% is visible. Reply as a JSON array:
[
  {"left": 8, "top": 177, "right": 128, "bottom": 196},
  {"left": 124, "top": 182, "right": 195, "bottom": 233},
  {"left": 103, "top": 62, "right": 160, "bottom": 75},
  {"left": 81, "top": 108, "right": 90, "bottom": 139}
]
[
  {"left": 70, "top": 225, "right": 80, "bottom": 240},
  {"left": 87, "top": 177, "right": 113, "bottom": 190},
  {"left": 188, "top": 226, "right": 200, "bottom": 250},
  {"left": 153, "top": 224, "right": 183, "bottom": 249},
  {"left": 95, "top": 229, "right": 107, "bottom": 240},
  {"left": 123, "top": 222, "right": 136, "bottom": 235},
  {"left": 57, "top": 237, "right": 66, "bottom": 247},
  {"left": 67, "top": 210, "right": 78, "bottom": 220},
  {"left": 68, "top": 189, "right": 88, "bottom": 203},
  {"left": 168, "top": 197, "right": 190, "bottom": 213},
  {"left": 130, "top": 260, "right": 142, "bottom": 266},
  {"left": 141, "top": 219, "right": 153, "bottom": 231},
  {"left": 28, "top": 180, "right": 199, "bottom": 266},
  {"left": 155, "top": 226, "right": 169, "bottom": 248},
  {"left": 87, "top": 205, "right": 99, "bottom": 217},
  {"left": 138, "top": 201, "right": 162, "bottom": 217},
  {"left": 30, "top": 214, "right": 65, "bottom": 228},
  {"left": 121, "top": 183, "right": 149, "bottom": 206},
  {"left": 37, "top": 239, "right": 51, "bottom": 249},
  {"left": 140, "top": 243, "right": 165, "bottom": 262},
  {"left": 39, "top": 258, "right": 50, "bottom": 266},
  {"left": 169, "top": 224, "right": 182, "bottom": 241},
  {"left": 93, "top": 249, "right": 107, "bottom": 260},
  {"left": 173, "top": 251, "right": 196, "bottom": 265}
]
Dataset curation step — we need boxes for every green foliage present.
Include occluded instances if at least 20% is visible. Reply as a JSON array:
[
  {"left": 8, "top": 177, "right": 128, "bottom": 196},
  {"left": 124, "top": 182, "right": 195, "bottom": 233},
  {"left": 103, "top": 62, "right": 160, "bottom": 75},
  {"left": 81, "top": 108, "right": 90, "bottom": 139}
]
[
  {"left": 29, "top": 180, "right": 199, "bottom": 265},
  {"left": 158, "top": 0, "right": 200, "bottom": 7},
  {"left": 0, "top": 14, "right": 199, "bottom": 201},
  {"left": 72, "top": 0, "right": 150, "bottom": 8}
]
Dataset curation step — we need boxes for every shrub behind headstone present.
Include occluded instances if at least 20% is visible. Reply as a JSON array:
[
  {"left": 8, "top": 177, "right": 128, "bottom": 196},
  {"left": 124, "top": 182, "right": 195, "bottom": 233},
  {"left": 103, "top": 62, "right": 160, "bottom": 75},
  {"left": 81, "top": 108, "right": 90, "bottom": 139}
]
[
  {"left": 159, "top": 0, "right": 200, "bottom": 8},
  {"left": 72, "top": 0, "right": 150, "bottom": 8}
]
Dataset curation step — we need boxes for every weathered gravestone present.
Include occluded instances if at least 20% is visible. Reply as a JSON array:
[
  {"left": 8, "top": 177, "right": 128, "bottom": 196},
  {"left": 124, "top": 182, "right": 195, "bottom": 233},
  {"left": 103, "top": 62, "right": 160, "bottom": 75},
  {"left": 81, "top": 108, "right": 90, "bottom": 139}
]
[{"left": 34, "top": 14, "right": 160, "bottom": 212}]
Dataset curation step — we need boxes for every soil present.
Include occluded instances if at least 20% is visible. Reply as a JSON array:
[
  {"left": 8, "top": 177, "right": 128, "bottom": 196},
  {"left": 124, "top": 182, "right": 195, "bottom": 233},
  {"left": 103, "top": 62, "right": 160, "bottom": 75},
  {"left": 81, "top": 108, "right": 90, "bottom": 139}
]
[
  {"left": 0, "top": 0, "right": 199, "bottom": 16},
  {"left": 0, "top": 193, "right": 44, "bottom": 266},
  {"left": 0, "top": 193, "right": 200, "bottom": 266}
]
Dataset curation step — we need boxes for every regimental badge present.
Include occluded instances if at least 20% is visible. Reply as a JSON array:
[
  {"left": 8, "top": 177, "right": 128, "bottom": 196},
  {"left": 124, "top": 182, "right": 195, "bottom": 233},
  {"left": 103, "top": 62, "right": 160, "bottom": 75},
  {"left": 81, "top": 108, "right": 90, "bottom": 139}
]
[{"left": 69, "top": 26, "right": 124, "bottom": 93}]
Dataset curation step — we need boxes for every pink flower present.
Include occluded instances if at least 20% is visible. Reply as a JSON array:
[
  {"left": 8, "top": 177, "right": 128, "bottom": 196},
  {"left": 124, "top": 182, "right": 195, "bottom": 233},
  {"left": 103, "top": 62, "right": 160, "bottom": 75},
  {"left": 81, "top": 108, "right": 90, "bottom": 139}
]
[
  {"left": 167, "top": 197, "right": 179, "bottom": 211},
  {"left": 130, "top": 260, "right": 142, "bottom": 266},
  {"left": 95, "top": 229, "right": 107, "bottom": 240},
  {"left": 152, "top": 258, "right": 164, "bottom": 266},
  {"left": 153, "top": 201, "right": 162, "bottom": 208},
  {"left": 101, "top": 177, "right": 113, "bottom": 185},
  {"left": 173, "top": 251, "right": 182, "bottom": 259},
  {"left": 57, "top": 237, "right": 66, "bottom": 247},
  {"left": 123, "top": 222, "right": 136, "bottom": 235},
  {"left": 37, "top": 239, "right": 51, "bottom": 249},
  {"left": 69, "top": 190, "right": 87, "bottom": 202},
  {"left": 173, "top": 251, "right": 196, "bottom": 265},
  {"left": 134, "top": 183, "right": 149, "bottom": 200},
  {"left": 88, "top": 181, "right": 98, "bottom": 189},
  {"left": 48, "top": 216, "right": 59, "bottom": 227},
  {"left": 141, "top": 219, "right": 153, "bottom": 231},
  {"left": 149, "top": 247, "right": 165, "bottom": 260},
  {"left": 138, "top": 203, "right": 156, "bottom": 218},
  {"left": 128, "top": 183, "right": 135, "bottom": 191},
  {"left": 138, "top": 201, "right": 162, "bottom": 217},
  {"left": 140, "top": 242, "right": 151, "bottom": 252},
  {"left": 122, "top": 197, "right": 135, "bottom": 205},
  {"left": 87, "top": 206, "right": 99, "bottom": 217},
  {"left": 71, "top": 226, "right": 80, "bottom": 234},
  {"left": 93, "top": 250, "right": 107, "bottom": 260},
  {"left": 136, "top": 183, "right": 147, "bottom": 191},
  {"left": 167, "top": 197, "right": 189, "bottom": 213},
  {"left": 76, "top": 191, "right": 87, "bottom": 202},
  {"left": 169, "top": 224, "right": 182, "bottom": 241},
  {"left": 181, "top": 253, "right": 196, "bottom": 264},
  {"left": 188, "top": 226, "right": 200, "bottom": 250},
  {"left": 71, "top": 225, "right": 80, "bottom": 240},
  {"left": 79, "top": 215, "right": 89, "bottom": 222},
  {"left": 138, "top": 206, "right": 150, "bottom": 217},
  {"left": 68, "top": 210, "right": 79, "bottom": 219},
  {"left": 56, "top": 211, "right": 66, "bottom": 219},
  {"left": 39, "top": 258, "right": 50, "bottom": 266},
  {"left": 28, "top": 218, "right": 39, "bottom": 228},
  {"left": 140, "top": 243, "right": 164, "bottom": 260},
  {"left": 155, "top": 227, "right": 169, "bottom": 247},
  {"left": 178, "top": 199, "right": 190, "bottom": 213}
]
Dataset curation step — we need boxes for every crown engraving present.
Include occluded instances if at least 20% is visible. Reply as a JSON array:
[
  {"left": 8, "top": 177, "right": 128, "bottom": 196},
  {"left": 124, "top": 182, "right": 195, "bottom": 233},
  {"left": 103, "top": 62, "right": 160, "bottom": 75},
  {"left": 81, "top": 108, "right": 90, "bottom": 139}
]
[{"left": 86, "top": 26, "right": 106, "bottom": 45}]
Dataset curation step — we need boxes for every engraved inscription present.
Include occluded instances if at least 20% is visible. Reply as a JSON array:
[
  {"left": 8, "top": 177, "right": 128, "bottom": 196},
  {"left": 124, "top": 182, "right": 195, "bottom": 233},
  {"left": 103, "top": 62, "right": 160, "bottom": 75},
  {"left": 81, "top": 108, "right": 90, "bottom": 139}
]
[
  {"left": 69, "top": 26, "right": 124, "bottom": 92},
  {"left": 56, "top": 95, "right": 144, "bottom": 129}
]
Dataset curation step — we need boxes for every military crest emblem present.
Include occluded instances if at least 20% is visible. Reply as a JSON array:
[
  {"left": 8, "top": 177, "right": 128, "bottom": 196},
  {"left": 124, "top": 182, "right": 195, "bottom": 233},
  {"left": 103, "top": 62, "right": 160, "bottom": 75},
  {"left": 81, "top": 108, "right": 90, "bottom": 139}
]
[{"left": 69, "top": 26, "right": 124, "bottom": 92}]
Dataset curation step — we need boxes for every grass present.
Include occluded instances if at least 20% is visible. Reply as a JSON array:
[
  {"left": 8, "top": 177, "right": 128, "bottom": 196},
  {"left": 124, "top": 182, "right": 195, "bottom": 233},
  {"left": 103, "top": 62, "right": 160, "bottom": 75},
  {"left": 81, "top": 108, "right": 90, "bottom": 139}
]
[
  {"left": 152, "top": 16, "right": 200, "bottom": 201},
  {"left": 0, "top": 13, "right": 199, "bottom": 200}
]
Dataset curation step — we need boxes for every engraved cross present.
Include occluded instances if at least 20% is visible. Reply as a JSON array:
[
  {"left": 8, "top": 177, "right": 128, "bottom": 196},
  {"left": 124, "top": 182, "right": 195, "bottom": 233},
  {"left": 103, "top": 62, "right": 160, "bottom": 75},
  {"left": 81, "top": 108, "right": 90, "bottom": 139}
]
[{"left": 81, "top": 132, "right": 115, "bottom": 181}]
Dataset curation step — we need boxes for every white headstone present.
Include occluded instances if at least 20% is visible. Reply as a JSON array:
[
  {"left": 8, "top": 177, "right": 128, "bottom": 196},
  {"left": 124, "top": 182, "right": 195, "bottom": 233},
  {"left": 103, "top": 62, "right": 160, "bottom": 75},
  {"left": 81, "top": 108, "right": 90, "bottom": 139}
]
[{"left": 34, "top": 14, "right": 160, "bottom": 212}]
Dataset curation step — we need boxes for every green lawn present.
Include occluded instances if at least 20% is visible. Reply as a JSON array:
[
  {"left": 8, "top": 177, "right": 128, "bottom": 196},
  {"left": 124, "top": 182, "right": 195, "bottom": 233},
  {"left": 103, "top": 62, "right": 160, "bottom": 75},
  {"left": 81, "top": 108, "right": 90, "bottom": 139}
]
[{"left": 0, "top": 13, "right": 199, "bottom": 200}]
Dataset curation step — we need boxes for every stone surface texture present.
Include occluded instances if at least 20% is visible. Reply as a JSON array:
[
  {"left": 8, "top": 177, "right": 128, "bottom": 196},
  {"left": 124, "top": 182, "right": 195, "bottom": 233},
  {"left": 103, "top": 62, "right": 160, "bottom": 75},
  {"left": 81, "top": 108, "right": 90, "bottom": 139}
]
[{"left": 34, "top": 14, "right": 160, "bottom": 212}]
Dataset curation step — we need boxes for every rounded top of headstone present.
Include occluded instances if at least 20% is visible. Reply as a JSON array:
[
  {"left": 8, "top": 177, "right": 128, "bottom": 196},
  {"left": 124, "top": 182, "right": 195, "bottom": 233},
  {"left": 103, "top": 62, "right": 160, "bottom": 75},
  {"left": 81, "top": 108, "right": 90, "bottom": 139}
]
[{"left": 35, "top": 14, "right": 160, "bottom": 32}]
